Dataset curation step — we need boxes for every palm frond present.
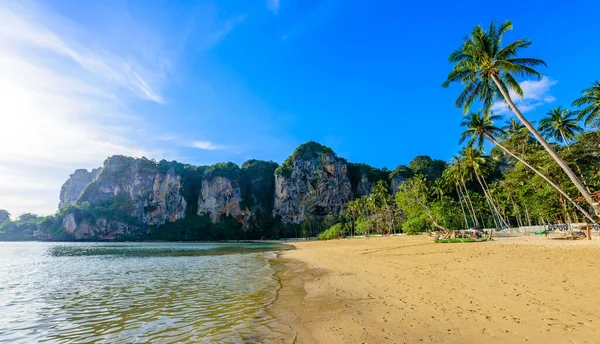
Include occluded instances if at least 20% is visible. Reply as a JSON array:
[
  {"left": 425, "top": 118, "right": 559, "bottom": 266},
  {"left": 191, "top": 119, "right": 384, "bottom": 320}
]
[{"left": 503, "top": 72, "right": 524, "bottom": 99}]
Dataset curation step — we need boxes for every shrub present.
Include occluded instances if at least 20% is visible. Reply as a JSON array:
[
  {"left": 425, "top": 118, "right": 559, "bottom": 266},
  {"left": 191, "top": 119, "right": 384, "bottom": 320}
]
[
  {"left": 402, "top": 214, "right": 430, "bottom": 235},
  {"left": 355, "top": 219, "right": 373, "bottom": 236},
  {"left": 318, "top": 223, "right": 344, "bottom": 240}
]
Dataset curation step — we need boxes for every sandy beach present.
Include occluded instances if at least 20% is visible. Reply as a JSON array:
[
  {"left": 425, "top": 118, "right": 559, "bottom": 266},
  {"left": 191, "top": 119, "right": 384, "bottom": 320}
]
[{"left": 270, "top": 235, "right": 600, "bottom": 343}]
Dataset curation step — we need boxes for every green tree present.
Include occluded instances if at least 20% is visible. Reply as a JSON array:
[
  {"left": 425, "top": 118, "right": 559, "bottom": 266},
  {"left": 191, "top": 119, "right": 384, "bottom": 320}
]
[
  {"left": 442, "top": 167, "right": 470, "bottom": 228},
  {"left": 539, "top": 107, "right": 582, "bottom": 146},
  {"left": 446, "top": 156, "right": 479, "bottom": 227},
  {"left": 395, "top": 175, "right": 453, "bottom": 236},
  {"left": 408, "top": 156, "right": 446, "bottom": 181},
  {"left": 502, "top": 118, "right": 533, "bottom": 156},
  {"left": 460, "top": 147, "right": 509, "bottom": 228},
  {"left": 430, "top": 179, "right": 446, "bottom": 201},
  {"left": 443, "top": 20, "right": 599, "bottom": 216},
  {"left": 371, "top": 180, "right": 398, "bottom": 234},
  {"left": 573, "top": 81, "right": 600, "bottom": 128},
  {"left": 0, "top": 210, "right": 9, "bottom": 226},
  {"left": 460, "top": 111, "right": 595, "bottom": 223}
]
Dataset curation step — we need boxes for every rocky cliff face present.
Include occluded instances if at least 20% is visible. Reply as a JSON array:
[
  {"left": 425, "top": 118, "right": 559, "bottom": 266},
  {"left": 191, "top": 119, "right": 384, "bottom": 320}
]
[
  {"left": 197, "top": 176, "right": 249, "bottom": 223},
  {"left": 47, "top": 142, "right": 408, "bottom": 240},
  {"left": 274, "top": 142, "right": 352, "bottom": 223},
  {"left": 78, "top": 156, "right": 187, "bottom": 227},
  {"left": 61, "top": 213, "right": 140, "bottom": 240},
  {"left": 59, "top": 168, "right": 101, "bottom": 208},
  {"left": 390, "top": 165, "right": 413, "bottom": 195},
  {"left": 52, "top": 156, "right": 188, "bottom": 239},
  {"left": 390, "top": 174, "right": 407, "bottom": 195},
  {"left": 356, "top": 172, "right": 372, "bottom": 196}
]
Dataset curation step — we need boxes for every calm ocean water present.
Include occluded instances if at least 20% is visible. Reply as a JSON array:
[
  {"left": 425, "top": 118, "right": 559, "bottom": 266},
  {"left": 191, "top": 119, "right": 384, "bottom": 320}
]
[{"left": 0, "top": 242, "right": 293, "bottom": 343}]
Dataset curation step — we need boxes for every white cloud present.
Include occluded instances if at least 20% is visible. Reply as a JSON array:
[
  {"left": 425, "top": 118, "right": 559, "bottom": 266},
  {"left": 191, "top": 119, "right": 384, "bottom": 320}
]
[
  {"left": 267, "top": 0, "right": 280, "bottom": 14},
  {"left": 0, "top": 2, "right": 166, "bottom": 216},
  {"left": 192, "top": 141, "right": 226, "bottom": 150},
  {"left": 492, "top": 76, "right": 557, "bottom": 114},
  {"left": 0, "top": 1, "right": 248, "bottom": 217}
]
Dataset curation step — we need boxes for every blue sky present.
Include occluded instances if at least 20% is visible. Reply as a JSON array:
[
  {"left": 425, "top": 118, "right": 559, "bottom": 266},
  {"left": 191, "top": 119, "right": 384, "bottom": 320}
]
[{"left": 1, "top": 0, "right": 599, "bottom": 215}]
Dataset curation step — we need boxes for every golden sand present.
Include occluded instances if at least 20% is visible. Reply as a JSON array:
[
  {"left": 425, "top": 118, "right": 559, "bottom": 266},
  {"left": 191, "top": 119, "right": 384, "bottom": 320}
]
[{"left": 270, "top": 235, "right": 600, "bottom": 343}]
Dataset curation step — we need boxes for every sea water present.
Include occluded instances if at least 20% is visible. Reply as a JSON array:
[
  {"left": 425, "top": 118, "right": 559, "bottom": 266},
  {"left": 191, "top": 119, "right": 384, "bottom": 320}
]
[{"left": 0, "top": 242, "right": 292, "bottom": 343}]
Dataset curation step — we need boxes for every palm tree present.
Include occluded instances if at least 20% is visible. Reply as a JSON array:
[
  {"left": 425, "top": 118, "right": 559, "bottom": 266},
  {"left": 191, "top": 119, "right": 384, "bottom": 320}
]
[
  {"left": 431, "top": 179, "right": 445, "bottom": 201},
  {"left": 447, "top": 156, "right": 479, "bottom": 227},
  {"left": 460, "top": 112, "right": 505, "bottom": 149},
  {"left": 502, "top": 118, "right": 533, "bottom": 155},
  {"left": 573, "top": 81, "right": 600, "bottom": 128},
  {"left": 345, "top": 199, "right": 361, "bottom": 237},
  {"left": 442, "top": 167, "right": 469, "bottom": 228},
  {"left": 460, "top": 147, "right": 509, "bottom": 228},
  {"left": 503, "top": 118, "right": 527, "bottom": 138},
  {"left": 371, "top": 180, "right": 396, "bottom": 234},
  {"left": 443, "top": 20, "right": 600, "bottom": 216},
  {"left": 539, "top": 107, "right": 591, "bottom": 194},
  {"left": 539, "top": 107, "right": 582, "bottom": 146},
  {"left": 460, "top": 111, "right": 596, "bottom": 223}
]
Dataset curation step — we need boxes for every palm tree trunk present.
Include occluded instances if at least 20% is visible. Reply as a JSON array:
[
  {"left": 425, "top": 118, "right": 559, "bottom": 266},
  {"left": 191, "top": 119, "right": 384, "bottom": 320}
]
[
  {"left": 461, "top": 181, "right": 479, "bottom": 226},
  {"left": 524, "top": 203, "right": 532, "bottom": 226},
  {"left": 481, "top": 176, "right": 510, "bottom": 227},
  {"left": 455, "top": 183, "right": 469, "bottom": 228},
  {"left": 474, "top": 173, "right": 497, "bottom": 227},
  {"left": 491, "top": 74, "right": 600, "bottom": 216},
  {"left": 486, "top": 133, "right": 596, "bottom": 224},
  {"left": 475, "top": 171, "right": 509, "bottom": 228}
]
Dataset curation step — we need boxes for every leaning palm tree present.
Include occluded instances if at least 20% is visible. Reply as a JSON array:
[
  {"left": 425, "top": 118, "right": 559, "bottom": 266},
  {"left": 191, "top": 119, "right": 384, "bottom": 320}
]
[
  {"left": 443, "top": 20, "right": 600, "bottom": 215},
  {"left": 460, "top": 112, "right": 505, "bottom": 150},
  {"left": 460, "top": 111, "right": 595, "bottom": 223},
  {"left": 573, "top": 81, "right": 600, "bottom": 128},
  {"left": 539, "top": 107, "right": 590, "bottom": 193},
  {"left": 460, "top": 147, "right": 509, "bottom": 228},
  {"left": 447, "top": 156, "right": 479, "bottom": 227},
  {"left": 442, "top": 167, "right": 469, "bottom": 228},
  {"left": 539, "top": 107, "right": 582, "bottom": 146}
]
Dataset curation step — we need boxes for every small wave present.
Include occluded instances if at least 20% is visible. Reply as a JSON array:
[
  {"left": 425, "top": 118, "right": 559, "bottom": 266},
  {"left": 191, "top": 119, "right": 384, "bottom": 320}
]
[{"left": 0, "top": 242, "right": 295, "bottom": 343}]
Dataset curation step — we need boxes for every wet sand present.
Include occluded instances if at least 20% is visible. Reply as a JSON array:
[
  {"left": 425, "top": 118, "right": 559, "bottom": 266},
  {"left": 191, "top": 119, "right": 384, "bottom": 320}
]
[{"left": 270, "top": 235, "right": 600, "bottom": 343}]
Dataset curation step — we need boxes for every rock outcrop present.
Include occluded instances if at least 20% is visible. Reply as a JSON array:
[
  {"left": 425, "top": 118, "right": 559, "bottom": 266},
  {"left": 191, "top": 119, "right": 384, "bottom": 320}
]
[
  {"left": 61, "top": 212, "right": 140, "bottom": 240},
  {"left": 44, "top": 141, "right": 411, "bottom": 240},
  {"left": 390, "top": 165, "right": 413, "bottom": 194},
  {"left": 198, "top": 176, "right": 249, "bottom": 223},
  {"left": 356, "top": 172, "right": 372, "bottom": 196},
  {"left": 59, "top": 168, "right": 101, "bottom": 208},
  {"left": 52, "top": 156, "right": 188, "bottom": 239},
  {"left": 346, "top": 163, "right": 389, "bottom": 197},
  {"left": 77, "top": 156, "right": 187, "bottom": 227},
  {"left": 274, "top": 142, "right": 352, "bottom": 223}
]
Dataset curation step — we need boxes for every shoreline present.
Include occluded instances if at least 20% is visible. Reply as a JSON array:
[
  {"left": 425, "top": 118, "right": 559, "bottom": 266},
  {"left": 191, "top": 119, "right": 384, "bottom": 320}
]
[{"left": 270, "top": 235, "right": 600, "bottom": 343}]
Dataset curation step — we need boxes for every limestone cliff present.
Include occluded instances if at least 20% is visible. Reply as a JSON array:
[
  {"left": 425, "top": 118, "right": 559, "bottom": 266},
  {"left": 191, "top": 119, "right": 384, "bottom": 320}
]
[
  {"left": 347, "top": 163, "right": 389, "bottom": 197},
  {"left": 274, "top": 142, "right": 352, "bottom": 223},
  {"left": 51, "top": 156, "right": 188, "bottom": 239},
  {"left": 59, "top": 168, "right": 101, "bottom": 208},
  {"left": 196, "top": 160, "right": 278, "bottom": 229},
  {"left": 43, "top": 142, "right": 411, "bottom": 240},
  {"left": 61, "top": 213, "right": 140, "bottom": 240},
  {"left": 77, "top": 156, "right": 187, "bottom": 227},
  {"left": 197, "top": 176, "right": 249, "bottom": 223},
  {"left": 389, "top": 165, "right": 413, "bottom": 194}
]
